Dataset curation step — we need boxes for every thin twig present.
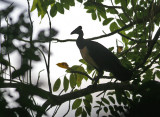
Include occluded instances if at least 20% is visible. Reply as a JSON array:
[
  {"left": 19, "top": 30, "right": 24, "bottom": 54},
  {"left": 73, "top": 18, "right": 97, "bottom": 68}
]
[
  {"left": 27, "top": 0, "right": 33, "bottom": 84},
  {"left": 46, "top": 11, "right": 52, "bottom": 93}
]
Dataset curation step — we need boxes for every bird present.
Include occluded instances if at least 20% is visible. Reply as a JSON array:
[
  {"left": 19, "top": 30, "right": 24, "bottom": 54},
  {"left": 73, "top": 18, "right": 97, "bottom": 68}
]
[{"left": 71, "top": 26, "right": 132, "bottom": 83}]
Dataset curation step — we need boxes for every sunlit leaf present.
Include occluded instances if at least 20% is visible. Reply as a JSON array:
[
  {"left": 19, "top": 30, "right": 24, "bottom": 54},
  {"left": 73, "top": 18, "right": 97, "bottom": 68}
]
[
  {"left": 31, "top": 0, "right": 38, "bottom": 12},
  {"left": 53, "top": 78, "right": 61, "bottom": 92}
]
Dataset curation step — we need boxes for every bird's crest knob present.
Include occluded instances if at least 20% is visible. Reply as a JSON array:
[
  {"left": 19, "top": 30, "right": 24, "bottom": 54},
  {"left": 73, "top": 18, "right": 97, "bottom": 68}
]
[{"left": 71, "top": 26, "right": 82, "bottom": 35}]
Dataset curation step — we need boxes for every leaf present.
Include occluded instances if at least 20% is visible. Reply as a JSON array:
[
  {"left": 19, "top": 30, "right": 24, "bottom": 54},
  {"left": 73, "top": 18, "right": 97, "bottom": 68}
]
[
  {"left": 70, "top": 73, "right": 77, "bottom": 88},
  {"left": 85, "top": 94, "right": 93, "bottom": 103},
  {"left": 63, "top": 76, "right": 69, "bottom": 92},
  {"left": 92, "top": 12, "right": 97, "bottom": 20},
  {"left": 53, "top": 78, "right": 61, "bottom": 92},
  {"left": 106, "top": 8, "right": 118, "bottom": 14},
  {"left": 68, "top": 0, "right": 75, "bottom": 6},
  {"left": 104, "top": 107, "right": 108, "bottom": 113},
  {"left": 72, "top": 99, "right": 82, "bottom": 110},
  {"left": 110, "top": 22, "right": 119, "bottom": 32},
  {"left": 115, "top": 90, "right": 122, "bottom": 104},
  {"left": 75, "top": 107, "right": 82, "bottom": 117},
  {"left": 103, "top": 18, "right": 114, "bottom": 26},
  {"left": 101, "top": 98, "right": 110, "bottom": 105},
  {"left": 96, "top": 101, "right": 105, "bottom": 106},
  {"left": 67, "top": 65, "right": 88, "bottom": 81},
  {"left": 117, "top": 46, "right": 123, "bottom": 53},
  {"left": 50, "top": 4, "right": 57, "bottom": 17},
  {"left": 56, "top": 62, "right": 69, "bottom": 69},
  {"left": 108, "top": 96, "right": 115, "bottom": 104},
  {"left": 77, "top": 0, "right": 83, "bottom": 3},
  {"left": 82, "top": 109, "right": 87, "bottom": 117},
  {"left": 76, "top": 76, "right": 82, "bottom": 87},
  {"left": 83, "top": 99, "right": 91, "bottom": 108},
  {"left": 115, "top": 0, "right": 120, "bottom": 4},
  {"left": 56, "top": 2, "right": 64, "bottom": 14},
  {"left": 156, "top": 70, "right": 160, "bottom": 79},
  {"left": 83, "top": 99, "right": 92, "bottom": 115},
  {"left": 31, "top": 0, "right": 38, "bottom": 12},
  {"left": 12, "top": 64, "right": 32, "bottom": 79},
  {"left": 117, "top": 19, "right": 125, "bottom": 27}
]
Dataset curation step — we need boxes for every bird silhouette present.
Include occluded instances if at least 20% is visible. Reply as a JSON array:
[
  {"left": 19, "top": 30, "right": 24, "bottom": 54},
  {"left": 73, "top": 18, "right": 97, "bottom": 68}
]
[{"left": 71, "top": 26, "right": 132, "bottom": 83}]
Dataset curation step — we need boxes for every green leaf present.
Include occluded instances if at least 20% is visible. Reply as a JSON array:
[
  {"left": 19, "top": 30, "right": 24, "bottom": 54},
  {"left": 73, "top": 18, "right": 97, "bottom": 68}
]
[
  {"left": 75, "top": 107, "right": 82, "bottom": 117},
  {"left": 68, "top": 0, "right": 75, "bottom": 6},
  {"left": 119, "top": 13, "right": 129, "bottom": 23},
  {"left": 102, "top": 97, "right": 110, "bottom": 105},
  {"left": 50, "top": 4, "right": 57, "bottom": 17},
  {"left": 83, "top": 99, "right": 92, "bottom": 115},
  {"left": 104, "top": 107, "right": 108, "bottom": 113},
  {"left": 115, "top": 90, "right": 122, "bottom": 104},
  {"left": 53, "top": 78, "right": 61, "bottom": 92},
  {"left": 96, "top": 101, "right": 105, "bottom": 106},
  {"left": 72, "top": 99, "right": 82, "bottom": 110},
  {"left": 92, "top": 12, "right": 97, "bottom": 20},
  {"left": 63, "top": 3, "right": 70, "bottom": 10},
  {"left": 77, "top": 0, "right": 83, "bottom": 3},
  {"left": 156, "top": 70, "right": 160, "bottom": 79},
  {"left": 106, "top": 8, "right": 118, "bottom": 14},
  {"left": 63, "top": 76, "right": 69, "bottom": 92},
  {"left": 117, "top": 19, "right": 125, "bottom": 27},
  {"left": 108, "top": 96, "right": 115, "bottom": 104},
  {"left": 70, "top": 73, "right": 77, "bottom": 88},
  {"left": 82, "top": 109, "right": 87, "bottom": 117},
  {"left": 103, "top": 18, "right": 113, "bottom": 26},
  {"left": 12, "top": 64, "right": 32, "bottom": 79},
  {"left": 110, "top": 22, "right": 119, "bottom": 32},
  {"left": 115, "top": 0, "right": 120, "bottom": 4},
  {"left": 31, "top": 0, "right": 38, "bottom": 12},
  {"left": 83, "top": 99, "right": 91, "bottom": 108},
  {"left": 85, "top": 94, "right": 93, "bottom": 103},
  {"left": 143, "top": 69, "right": 153, "bottom": 82},
  {"left": 56, "top": 2, "right": 64, "bottom": 14}
]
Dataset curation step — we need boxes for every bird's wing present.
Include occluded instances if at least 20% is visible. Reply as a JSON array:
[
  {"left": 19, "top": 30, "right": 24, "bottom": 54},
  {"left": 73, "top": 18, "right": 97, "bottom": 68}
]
[{"left": 85, "top": 40, "right": 122, "bottom": 72}]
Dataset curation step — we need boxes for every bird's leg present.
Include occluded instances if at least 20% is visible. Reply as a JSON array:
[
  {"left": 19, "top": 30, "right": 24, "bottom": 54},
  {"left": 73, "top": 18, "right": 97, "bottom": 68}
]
[{"left": 93, "top": 71, "right": 103, "bottom": 85}]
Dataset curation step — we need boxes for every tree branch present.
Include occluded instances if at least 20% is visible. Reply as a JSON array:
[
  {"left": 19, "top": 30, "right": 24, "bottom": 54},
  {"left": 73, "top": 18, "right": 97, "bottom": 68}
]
[{"left": 0, "top": 81, "right": 136, "bottom": 117}]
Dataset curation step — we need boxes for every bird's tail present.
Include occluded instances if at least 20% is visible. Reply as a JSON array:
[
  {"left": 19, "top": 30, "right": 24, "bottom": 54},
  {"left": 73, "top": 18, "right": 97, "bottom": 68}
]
[{"left": 112, "top": 65, "right": 133, "bottom": 81}]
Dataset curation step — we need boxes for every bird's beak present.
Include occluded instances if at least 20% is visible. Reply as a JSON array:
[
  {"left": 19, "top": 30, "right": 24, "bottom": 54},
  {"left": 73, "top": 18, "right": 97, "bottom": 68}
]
[
  {"left": 71, "top": 29, "right": 77, "bottom": 35},
  {"left": 71, "top": 26, "right": 82, "bottom": 35}
]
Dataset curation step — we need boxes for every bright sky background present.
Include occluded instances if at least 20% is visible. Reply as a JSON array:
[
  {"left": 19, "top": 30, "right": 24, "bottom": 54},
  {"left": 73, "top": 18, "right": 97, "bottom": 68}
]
[{"left": 1, "top": 0, "right": 121, "bottom": 116}]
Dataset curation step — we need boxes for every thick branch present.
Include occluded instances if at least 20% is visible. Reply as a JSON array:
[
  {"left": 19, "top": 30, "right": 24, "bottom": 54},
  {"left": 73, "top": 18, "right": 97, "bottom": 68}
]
[{"left": 0, "top": 82, "right": 136, "bottom": 106}]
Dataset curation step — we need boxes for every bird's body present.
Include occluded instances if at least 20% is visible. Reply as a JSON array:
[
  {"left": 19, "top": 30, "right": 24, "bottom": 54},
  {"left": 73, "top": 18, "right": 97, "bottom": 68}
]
[{"left": 71, "top": 26, "right": 132, "bottom": 82}]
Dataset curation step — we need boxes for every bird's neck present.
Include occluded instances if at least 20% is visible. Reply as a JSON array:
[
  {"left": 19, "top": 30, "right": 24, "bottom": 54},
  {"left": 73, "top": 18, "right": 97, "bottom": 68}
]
[{"left": 76, "top": 31, "right": 86, "bottom": 49}]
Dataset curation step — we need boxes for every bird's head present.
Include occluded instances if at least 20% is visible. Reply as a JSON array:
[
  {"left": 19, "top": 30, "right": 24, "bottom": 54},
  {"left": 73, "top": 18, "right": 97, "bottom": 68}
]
[{"left": 71, "top": 26, "right": 83, "bottom": 35}]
